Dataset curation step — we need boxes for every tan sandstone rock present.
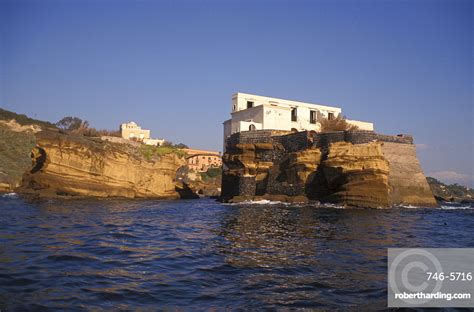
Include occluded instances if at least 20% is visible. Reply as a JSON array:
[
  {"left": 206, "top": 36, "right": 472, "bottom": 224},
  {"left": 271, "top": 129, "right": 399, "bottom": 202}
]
[
  {"left": 322, "top": 142, "right": 391, "bottom": 208},
  {"left": 222, "top": 137, "right": 437, "bottom": 208},
  {"left": 20, "top": 130, "right": 185, "bottom": 199},
  {"left": 382, "top": 142, "right": 437, "bottom": 207}
]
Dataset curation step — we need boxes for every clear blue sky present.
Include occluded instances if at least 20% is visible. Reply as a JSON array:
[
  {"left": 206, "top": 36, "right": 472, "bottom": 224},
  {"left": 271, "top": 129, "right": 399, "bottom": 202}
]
[{"left": 1, "top": 0, "right": 472, "bottom": 186}]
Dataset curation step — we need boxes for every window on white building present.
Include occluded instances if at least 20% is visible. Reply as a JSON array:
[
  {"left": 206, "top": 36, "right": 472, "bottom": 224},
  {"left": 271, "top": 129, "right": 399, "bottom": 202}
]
[
  {"left": 247, "top": 101, "right": 254, "bottom": 109},
  {"left": 291, "top": 108, "right": 297, "bottom": 122},
  {"left": 310, "top": 110, "right": 317, "bottom": 124},
  {"left": 328, "top": 112, "right": 335, "bottom": 120},
  {"left": 249, "top": 124, "right": 256, "bottom": 131}
]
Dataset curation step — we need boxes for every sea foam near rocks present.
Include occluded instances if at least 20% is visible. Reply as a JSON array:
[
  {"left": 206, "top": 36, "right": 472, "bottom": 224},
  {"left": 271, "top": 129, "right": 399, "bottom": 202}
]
[{"left": 1, "top": 192, "right": 18, "bottom": 199}]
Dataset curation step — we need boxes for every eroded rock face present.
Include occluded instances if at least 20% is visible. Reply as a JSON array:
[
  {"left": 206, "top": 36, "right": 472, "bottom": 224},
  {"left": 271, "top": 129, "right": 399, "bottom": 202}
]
[
  {"left": 222, "top": 134, "right": 437, "bottom": 208},
  {"left": 20, "top": 130, "right": 185, "bottom": 199},
  {"left": 381, "top": 142, "right": 437, "bottom": 207},
  {"left": 321, "top": 142, "right": 391, "bottom": 208}
]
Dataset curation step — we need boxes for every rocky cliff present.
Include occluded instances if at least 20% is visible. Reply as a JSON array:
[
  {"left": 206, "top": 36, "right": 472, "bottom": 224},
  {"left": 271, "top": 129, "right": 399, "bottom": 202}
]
[
  {"left": 0, "top": 117, "right": 186, "bottom": 199},
  {"left": 221, "top": 130, "right": 437, "bottom": 208},
  {"left": 18, "top": 130, "right": 186, "bottom": 199}
]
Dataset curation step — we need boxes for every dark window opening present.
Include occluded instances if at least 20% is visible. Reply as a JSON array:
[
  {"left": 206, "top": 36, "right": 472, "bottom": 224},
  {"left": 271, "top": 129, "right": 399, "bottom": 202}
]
[
  {"left": 310, "top": 110, "right": 316, "bottom": 124},
  {"left": 291, "top": 108, "right": 297, "bottom": 122},
  {"left": 328, "top": 112, "right": 335, "bottom": 120},
  {"left": 249, "top": 124, "right": 256, "bottom": 131},
  {"left": 247, "top": 101, "right": 254, "bottom": 109}
]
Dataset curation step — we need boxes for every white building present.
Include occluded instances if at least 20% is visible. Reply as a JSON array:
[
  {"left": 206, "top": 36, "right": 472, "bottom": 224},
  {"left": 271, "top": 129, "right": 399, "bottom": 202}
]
[
  {"left": 120, "top": 121, "right": 150, "bottom": 140},
  {"left": 120, "top": 121, "right": 164, "bottom": 146},
  {"left": 223, "top": 92, "right": 373, "bottom": 147},
  {"left": 143, "top": 138, "right": 166, "bottom": 146}
]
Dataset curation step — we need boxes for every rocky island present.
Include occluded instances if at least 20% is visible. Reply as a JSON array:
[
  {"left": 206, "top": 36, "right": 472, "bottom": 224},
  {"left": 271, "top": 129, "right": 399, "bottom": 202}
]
[
  {"left": 222, "top": 130, "right": 436, "bottom": 207},
  {"left": 220, "top": 93, "right": 438, "bottom": 208},
  {"left": 221, "top": 130, "right": 437, "bottom": 207}
]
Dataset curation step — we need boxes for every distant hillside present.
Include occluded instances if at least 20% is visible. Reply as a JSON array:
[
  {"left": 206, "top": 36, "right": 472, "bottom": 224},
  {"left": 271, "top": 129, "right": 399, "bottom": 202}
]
[
  {"left": 0, "top": 108, "right": 57, "bottom": 129},
  {"left": 427, "top": 177, "right": 473, "bottom": 203}
]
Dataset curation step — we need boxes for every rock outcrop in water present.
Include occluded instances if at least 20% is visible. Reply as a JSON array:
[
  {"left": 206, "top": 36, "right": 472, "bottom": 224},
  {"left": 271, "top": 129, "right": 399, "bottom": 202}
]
[
  {"left": 176, "top": 166, "right": 222, "bottom": 198},
  {"left": 19, "top": 130, "right": 186, "bottom": 199},
  {"left": 426, "top": 177, "right": 474, "bottom": 203},
  {"left": 0, "top": 116, "right": 186, "bottom": 199},
  {"left": 221, "top": 130, "right": 437, "bottom": 208}
]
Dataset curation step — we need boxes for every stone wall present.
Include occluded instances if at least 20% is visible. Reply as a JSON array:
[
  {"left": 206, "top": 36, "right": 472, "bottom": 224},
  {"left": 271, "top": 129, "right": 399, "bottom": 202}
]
[
  {"left": 221, "top": 175, "right": 257, "bottom": 198},
  {"left": 225, "top": 130, "right": 291, "bottom": 147},
  {"left": 277, "top": 131, "right": 311, "bottom": 152},
  {"left": 226, "top": 130, "right": 413, "bottom": 152}
]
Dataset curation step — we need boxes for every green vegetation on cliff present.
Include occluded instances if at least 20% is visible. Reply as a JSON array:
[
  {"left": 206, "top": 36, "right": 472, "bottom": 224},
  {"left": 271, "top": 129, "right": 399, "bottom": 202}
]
[
  {"left": 0, "top": 123, "right": 36, "bottom": 191},
  {"left": 139, "top": 144, "right": 186, "bottom": 161},
  {"left": 199, "top": 167, "right": 222, "bottom": 181},
  {"left": 200, "top": 167, "right": 222, "bottom": 179},
  {"left": 426, "top": 177, "right": 473, "bottom": 202}
]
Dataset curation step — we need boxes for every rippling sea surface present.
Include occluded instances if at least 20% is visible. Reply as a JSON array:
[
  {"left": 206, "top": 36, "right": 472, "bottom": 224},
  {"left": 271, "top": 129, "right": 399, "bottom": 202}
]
[{"left": 0, "top": 195, "right": 473, "bottom": 310}]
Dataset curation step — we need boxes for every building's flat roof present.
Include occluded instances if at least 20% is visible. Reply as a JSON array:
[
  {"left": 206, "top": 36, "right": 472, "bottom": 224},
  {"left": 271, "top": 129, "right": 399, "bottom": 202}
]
[{"left": 233, "top": 92, "right": 342, "bottom": 112}]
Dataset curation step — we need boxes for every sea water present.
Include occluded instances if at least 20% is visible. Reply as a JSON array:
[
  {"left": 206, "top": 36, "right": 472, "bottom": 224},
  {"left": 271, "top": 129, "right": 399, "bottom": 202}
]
[{"left": 0, "top": 196, "right": 472, "bottom": 310}]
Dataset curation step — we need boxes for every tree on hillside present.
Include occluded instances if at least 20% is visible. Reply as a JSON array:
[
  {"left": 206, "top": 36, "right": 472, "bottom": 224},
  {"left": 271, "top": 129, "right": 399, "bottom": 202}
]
[
  {"left": 55, "top": 116, "right": 121, "bottom": 137},
  {"left": 174, "top": 143, "right": 188, "bottom": 149},
  {"left": 161, "top": 141, "right": 189, "bottom": 149},
  {"left": 56, "top": 117, "right": 88, "bottom": 132}
]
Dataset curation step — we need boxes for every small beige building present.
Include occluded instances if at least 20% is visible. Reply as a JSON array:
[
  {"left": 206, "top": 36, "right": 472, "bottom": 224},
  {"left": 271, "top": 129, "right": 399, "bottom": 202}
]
[
  {"left": 120, "top": 121, "right": 150, "bottom": 140},
  {"left": 182, "top": 148, "right": 222, "bottom": 172},
  {"left": 120, "top": 121, "right": 164, "bottom": 146}
]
